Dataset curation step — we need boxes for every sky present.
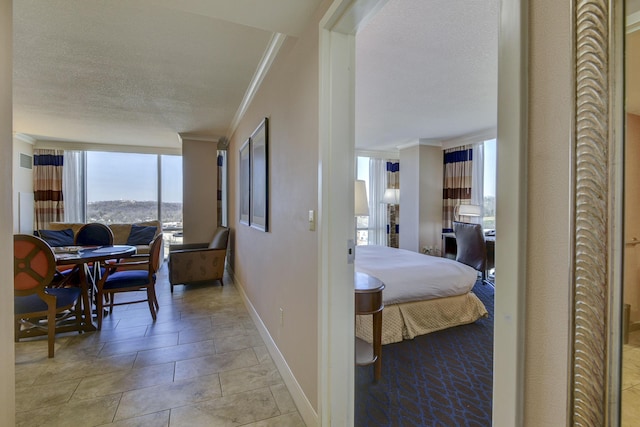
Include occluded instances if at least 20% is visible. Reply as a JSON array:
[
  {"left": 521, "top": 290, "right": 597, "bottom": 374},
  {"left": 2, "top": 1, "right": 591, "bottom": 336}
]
[
  {"left": 484, "top": 139, "right": 496, "bottom": 197},
  {"left": 87, "top": 152, "right": 182, "bottom": 203}
]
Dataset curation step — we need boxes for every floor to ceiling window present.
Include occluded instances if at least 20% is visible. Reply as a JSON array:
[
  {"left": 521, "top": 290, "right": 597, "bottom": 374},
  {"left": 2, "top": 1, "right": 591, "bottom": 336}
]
[
  {"left": 482, "top": 139, "right": 497, "bottom": 231},
  {"left": 86, "top": 152, "right": 158, "bottom": 223},
  {"left": 81, "top": 151, "right": 183, "bottom": 254},
  {"left": 160, "top": 154, "right": 184, "bottom": 247}
]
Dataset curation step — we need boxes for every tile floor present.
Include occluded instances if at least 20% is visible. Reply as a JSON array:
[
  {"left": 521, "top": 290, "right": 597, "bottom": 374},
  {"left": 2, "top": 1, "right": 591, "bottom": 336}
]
[
  {"left": 623, "top": 330, "right": 640, "bottom": 426},
  {"left": 14, "top": 264, "right": 307, "bottom": 427}
]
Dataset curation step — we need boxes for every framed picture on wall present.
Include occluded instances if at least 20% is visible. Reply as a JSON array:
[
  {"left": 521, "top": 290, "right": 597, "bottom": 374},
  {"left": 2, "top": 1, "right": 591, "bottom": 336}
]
[
  {"left": 250, "top": 117, "right": 269, "bottom": 231},
  {"left": 239, "top": 138, "right": 250, "bottom": 226}
]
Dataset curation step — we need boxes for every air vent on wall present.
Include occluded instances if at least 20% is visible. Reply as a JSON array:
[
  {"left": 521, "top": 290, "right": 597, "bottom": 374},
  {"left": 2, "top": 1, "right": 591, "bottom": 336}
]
[{"left": 19, "top": 153, "right": 32, "bottom": 169}]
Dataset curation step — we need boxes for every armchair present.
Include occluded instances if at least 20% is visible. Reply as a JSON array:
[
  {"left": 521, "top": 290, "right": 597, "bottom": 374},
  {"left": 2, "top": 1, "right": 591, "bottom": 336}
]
[{"left": 168, "top": 226, "right": 229, "bottom": 293}]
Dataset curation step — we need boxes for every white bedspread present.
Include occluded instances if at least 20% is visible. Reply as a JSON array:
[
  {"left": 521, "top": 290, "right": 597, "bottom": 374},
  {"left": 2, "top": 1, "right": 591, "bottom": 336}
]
[{"left": 355, "top": 245, "right": 478, "bottom": 305}]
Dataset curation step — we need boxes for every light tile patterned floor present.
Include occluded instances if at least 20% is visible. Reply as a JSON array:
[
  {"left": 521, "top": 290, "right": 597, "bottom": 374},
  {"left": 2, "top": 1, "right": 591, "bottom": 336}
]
[{"left": 14, "top": 264, "right": 306, "bottom": 427}]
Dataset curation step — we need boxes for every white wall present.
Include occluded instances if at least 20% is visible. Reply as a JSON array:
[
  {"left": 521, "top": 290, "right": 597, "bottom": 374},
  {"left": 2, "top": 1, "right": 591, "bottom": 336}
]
[
  {"left": 181, "top": 138, "right": 218, "bottom": 243},
  {"left": 525, "top": 0, "right": 572, "bottom": 423},
  {"left": 399, "top": 145, "right": 419, "bottom": 251},
  {"left": 12, "top": 136, "right": 33, "bottom": 233},
  {"left": 398, "top": 143, "right": 443, "bottom": 253},
  {"left": 0, "top": 0, "right": 16, "bottom": 422}
]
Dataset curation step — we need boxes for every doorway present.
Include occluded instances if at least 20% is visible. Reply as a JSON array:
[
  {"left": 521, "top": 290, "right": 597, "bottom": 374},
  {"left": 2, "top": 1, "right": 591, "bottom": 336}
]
[{"left": 318, "top": 0, "right": 526, "bottom": 425}]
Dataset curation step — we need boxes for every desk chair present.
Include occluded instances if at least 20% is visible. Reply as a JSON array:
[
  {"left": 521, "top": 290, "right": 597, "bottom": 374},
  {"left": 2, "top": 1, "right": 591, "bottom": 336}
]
[
  {"left": 452, "top": 221, "right": 490, "bottom": 285},
  {"left": 14, "top": 234, "right": 82, "bottom": 358}
]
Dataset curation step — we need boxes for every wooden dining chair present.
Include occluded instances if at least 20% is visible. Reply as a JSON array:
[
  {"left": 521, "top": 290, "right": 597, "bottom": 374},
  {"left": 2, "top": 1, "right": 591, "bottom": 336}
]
[
  {"left": 74, "top": 222, "right": 115, "bottom": 282},
  {"left": 14, "top": 234, "right": 83, "bottom": 358},
  {"left": 95, "top": 234, "right": 163, "bottom": 329},
  {"left": 74, "top": 223, "right": 114, "bottom": 246}
]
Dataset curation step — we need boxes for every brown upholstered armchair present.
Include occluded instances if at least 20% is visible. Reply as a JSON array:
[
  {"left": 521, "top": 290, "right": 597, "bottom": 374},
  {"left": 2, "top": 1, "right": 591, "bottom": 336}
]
[{"left": 168, "top": 226, "right": 230, "bottom": 292}]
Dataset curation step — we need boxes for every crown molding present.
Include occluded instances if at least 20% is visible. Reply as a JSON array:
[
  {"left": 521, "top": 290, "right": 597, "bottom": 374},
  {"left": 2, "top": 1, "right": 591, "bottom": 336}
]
[
  {"left": 395, "top": 138, "right": 442, "bottom": 151},
  {"left": 13, "top": 133, "right": 36, "bottom": 144},
  {"left": 226, "top": 32, "right": 287, "bottom": 140},
  {"left": 628, "top": 10, "right": 640, "bottom": 33},
  {"left": 441, "top": 127, "right": 497, "bottom": 150},
  {"left": 355, "top": 148, "right": 399, "bottom": 159},
  {"left": 35, "top": 139, "right": 181, "bottom": 155},
  {"left": 178, "top": 133, "right": 220, "bottom": 143}
]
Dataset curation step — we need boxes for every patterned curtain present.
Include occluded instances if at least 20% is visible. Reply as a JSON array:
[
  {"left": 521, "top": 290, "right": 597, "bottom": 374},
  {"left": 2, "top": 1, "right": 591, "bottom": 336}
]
[
  {"left": 386, "top": 161, "right": 399, "bottom": 248},
  {"left": 34, "top": 149, "right": 64, "bottom": 230},
  {"left": 442, "top": 145, "right": 473, "bottom": 233}
]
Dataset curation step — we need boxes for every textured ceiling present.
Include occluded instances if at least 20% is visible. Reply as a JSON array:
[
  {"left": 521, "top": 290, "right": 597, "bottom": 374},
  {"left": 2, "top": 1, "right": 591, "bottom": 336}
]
[
  {"left": 355, "top": 0, "right": 499, "bottom": 151},
  {"left": 13, "top": 0, "right": 322, "bottom": 149},
  {"left": 14, "top": 1, "right": 632, "bottom": 153}
]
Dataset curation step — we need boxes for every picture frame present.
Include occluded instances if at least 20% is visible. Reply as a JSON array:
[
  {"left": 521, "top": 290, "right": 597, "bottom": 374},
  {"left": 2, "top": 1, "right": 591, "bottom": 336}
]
[
  {"left": 250, "top": 117, "right": 269, "bottom": 231},
  {"left": 239, "top": 138, "right": 250, "bottom": 226}
]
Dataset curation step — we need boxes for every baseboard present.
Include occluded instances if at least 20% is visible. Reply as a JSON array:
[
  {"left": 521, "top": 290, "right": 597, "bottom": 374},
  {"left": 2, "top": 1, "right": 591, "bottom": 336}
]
[{"left": 230, "top": 269, "right": 319, "bottom": 427}]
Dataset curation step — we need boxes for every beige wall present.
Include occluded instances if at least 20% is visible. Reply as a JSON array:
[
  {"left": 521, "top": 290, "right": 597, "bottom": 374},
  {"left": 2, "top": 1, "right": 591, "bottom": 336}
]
[
  {"left": 525, "top": 0, "right": 572, "bottom": 424},
  {"left": 12, "top": 137, "right": 33, "bottom": 233},
  {"left": 228, "top": 3, "right": 329, "bottom": 412},
  {"left": 626, "top": 113, "right": 640, "bottom": 322},
  {"left": 1, "top": 0, "right": 16, "bottom": 422},
  {"left": 182, "top": 138, "right": 218, "bottom": 243}
]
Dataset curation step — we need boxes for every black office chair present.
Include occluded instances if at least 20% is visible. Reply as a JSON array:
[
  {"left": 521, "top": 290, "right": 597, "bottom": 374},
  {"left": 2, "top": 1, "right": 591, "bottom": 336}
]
[{"left": 453, "top": 221, "right": 490, "bottom": 285}]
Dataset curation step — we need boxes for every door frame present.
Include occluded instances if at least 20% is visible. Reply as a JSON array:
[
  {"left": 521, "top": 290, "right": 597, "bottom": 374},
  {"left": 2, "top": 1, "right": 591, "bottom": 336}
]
[{"left": 317, "top": 0, "right": 527, "bottom": 425}]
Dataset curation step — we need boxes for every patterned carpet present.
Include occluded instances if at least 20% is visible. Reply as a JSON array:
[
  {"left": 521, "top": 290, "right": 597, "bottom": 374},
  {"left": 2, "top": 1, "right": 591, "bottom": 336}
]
[{"left": 355, "top": 280, "right": 494, "bottom": 427}]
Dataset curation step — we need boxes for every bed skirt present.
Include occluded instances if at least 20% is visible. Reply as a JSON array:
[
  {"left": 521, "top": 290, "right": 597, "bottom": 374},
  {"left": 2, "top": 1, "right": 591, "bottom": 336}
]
[{"left": 355, "top": 291, "right": 488, "bottom": 345}]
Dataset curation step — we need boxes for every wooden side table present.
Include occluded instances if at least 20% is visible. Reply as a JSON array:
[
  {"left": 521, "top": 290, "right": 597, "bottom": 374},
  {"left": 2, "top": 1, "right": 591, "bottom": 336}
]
[{"left": 355, "top": 271, "right": 385, "bottom": 381}]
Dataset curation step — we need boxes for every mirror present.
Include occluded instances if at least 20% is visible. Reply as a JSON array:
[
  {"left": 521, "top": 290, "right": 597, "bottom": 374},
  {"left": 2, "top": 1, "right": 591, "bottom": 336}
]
[
  {"left": 568, "top": 0, "right": 627, "bottom": 425},
  {"left": 622, "top": 0, "right": 640, "bottom": 424}
]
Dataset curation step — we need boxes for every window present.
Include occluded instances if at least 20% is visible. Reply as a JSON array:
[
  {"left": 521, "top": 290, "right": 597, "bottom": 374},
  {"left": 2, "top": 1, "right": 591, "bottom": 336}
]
[
  {"left": 482, "top": 139, "right": 496, "bottom": 231},
  {"left": 79, "top": 151, "right": 184, "bottom": 256},
  {"left": 356, "top": 156, "right": 370, "bottom": 245},
  {"left": 86, "top": 152, "right": 158, "bottom": 223},
  {"left": 161, "top": 155, "right": 183, "bottom": 246}
]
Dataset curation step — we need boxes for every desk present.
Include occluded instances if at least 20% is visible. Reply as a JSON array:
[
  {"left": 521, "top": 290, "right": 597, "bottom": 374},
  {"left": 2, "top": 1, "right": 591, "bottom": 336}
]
[
  {"left": 442, "top": 233, "right": 495, "bottom": 280},
  {"left": 55, "top": 245, "right": 136, "bottom": 331},
  {"left": 355, "top": 272, "right": 385, "bottom": 381}
]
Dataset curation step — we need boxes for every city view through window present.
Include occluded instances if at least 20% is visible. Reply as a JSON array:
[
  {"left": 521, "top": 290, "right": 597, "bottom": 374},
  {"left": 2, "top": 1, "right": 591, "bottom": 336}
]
[{"left": 86, "top": 152, "right": 183, "bottom": 252}]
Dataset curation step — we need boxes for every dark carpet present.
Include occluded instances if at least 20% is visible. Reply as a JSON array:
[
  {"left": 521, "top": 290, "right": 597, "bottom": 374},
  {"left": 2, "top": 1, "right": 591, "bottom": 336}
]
[{"left": 355, "top": 280, "right": 494, "bottom": 427}]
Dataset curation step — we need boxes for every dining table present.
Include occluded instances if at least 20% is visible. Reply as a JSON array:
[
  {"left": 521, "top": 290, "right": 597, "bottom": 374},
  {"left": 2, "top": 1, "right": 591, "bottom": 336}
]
[{"left": 54, "top": 245, "right": 137, "bottom": 331}]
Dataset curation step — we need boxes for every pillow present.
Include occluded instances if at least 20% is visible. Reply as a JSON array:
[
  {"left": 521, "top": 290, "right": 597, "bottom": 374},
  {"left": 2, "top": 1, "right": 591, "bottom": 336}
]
[
  {"left": 126, "top": 224, "right": 157, "bottom": 246},
  {"left": 37, "top": 228, "right": 74, "bottom": 247}
]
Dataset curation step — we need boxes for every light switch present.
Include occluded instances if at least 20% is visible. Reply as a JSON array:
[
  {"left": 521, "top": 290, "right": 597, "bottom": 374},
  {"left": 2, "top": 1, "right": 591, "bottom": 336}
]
[
  {"left": 347, "top": 239, "right": 355, "bottom": 264},
  {"left": 308, "top": 210, "right": 315, "bottom": 231}
]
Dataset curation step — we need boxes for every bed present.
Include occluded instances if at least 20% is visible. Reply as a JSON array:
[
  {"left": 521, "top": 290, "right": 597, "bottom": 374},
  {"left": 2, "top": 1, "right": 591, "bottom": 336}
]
[{"left": 354, "top": 245, "right": 488, "bottom": 345}]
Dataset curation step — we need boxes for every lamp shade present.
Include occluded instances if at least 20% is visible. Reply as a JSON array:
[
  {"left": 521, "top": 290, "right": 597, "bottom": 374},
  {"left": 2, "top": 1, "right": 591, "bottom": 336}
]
[
  {"left": 382, "top": 188, "right": 400, "bottom": 205},
  {"left": 355, "top": 180, "right": 369, "bottom": 216},
  {"left": 457, "top": 204, "right": 482, "bottom": 217}
]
